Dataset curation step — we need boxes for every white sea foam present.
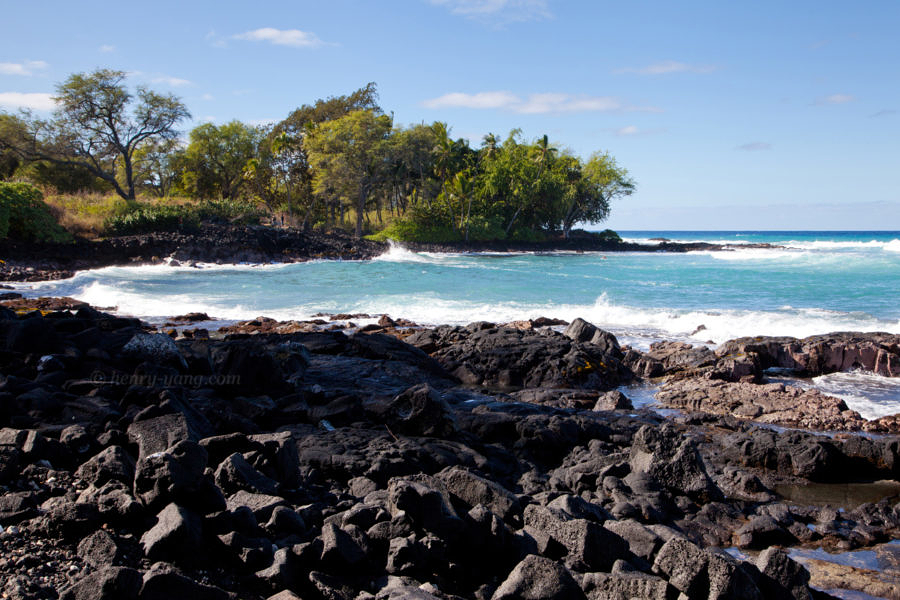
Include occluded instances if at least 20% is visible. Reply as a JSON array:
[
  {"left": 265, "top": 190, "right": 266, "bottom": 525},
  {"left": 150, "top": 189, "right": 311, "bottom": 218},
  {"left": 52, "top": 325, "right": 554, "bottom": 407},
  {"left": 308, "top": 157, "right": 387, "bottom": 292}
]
[
  {"left": 690, "top": 248, "right": 811, "bottom": 261},
  {"left": 786, "top": 239, "right": 900, "bottom": 251},
  {"left": 812, "top": 371, "right": 900, "bottom": 420}
]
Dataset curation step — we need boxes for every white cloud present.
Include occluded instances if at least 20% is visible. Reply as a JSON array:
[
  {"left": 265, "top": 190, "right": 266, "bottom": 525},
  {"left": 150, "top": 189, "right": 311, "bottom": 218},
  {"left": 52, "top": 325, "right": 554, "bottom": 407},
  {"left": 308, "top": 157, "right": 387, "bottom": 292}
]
[
  {"left": 99, "top": 45, "right": 115, "bottom": 53},
  {"left": 424, "top": 91, "right": 520, "bottom": 110},
  {"left": 0, "top": 60, "right": 49, "bottom": 76},
  {"left": 234, "top": 28, "right": 325, "bottom": 48},
  {"left": 616, "top": 60, "right": 718, "bottom": 75},
  {"left": 737, "top": 142, "right": 772, "bottom": 151},
  {"left": 151, "top": 76, "right": 192, "bottom": 87},
  {"left": 0, "top": 92, "right": 56, "bottom": 111},
  {"left": 201, "top": 93, "right": 214, "bottom": 101},
  {"left": 613, "top": 125, "right": 666, "bottom": 137},
  {"left": 815, "top": 93, "right": 855, "bottom": 105},
  {"left": 423, "top": 91, "right": 659, "bottom": 114},
  {"left": 430, "top": 0, "right": 551, "bottom": 22}
]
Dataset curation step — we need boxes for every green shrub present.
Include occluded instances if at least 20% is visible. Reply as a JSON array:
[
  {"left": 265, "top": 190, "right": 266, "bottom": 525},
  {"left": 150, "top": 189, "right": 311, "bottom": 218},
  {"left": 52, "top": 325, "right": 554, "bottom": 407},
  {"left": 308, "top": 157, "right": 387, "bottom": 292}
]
[
  {"left": 104, "top": 203, "right": 199, "bottom": 235},
  {"left": 366, "top": 219, "right": 461, "bottom": 243},
  {"left": 104, "top": 198, "right": 263, "bottom": 236},
  {"left": 595, "top": 228, "right": 622, "bottom": 243},
  {"left": 193, "top": 198, "right": 264, "bottom": 225},
  {"left": 0, "top": 182, "right": 73, "bottom": 243}
]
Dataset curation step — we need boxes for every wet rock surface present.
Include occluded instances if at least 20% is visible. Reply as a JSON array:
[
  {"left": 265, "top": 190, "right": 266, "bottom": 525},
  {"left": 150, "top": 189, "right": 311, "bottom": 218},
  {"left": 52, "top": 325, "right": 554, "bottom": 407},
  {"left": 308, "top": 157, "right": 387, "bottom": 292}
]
[{"left": 1, "top": 305, "right": 899, "bottom": 599}]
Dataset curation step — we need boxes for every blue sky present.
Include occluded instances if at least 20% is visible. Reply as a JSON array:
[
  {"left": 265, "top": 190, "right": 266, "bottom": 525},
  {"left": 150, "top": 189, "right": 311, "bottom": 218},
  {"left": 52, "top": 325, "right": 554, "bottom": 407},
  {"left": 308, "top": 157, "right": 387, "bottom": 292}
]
[{"left": 2, "top": 0, "right": 898, "bottom": 229}]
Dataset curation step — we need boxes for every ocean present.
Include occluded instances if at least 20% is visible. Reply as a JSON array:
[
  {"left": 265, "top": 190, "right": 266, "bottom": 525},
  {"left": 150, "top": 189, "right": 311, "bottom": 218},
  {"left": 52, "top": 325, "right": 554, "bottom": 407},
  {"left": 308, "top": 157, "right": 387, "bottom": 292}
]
[{"left": 15, "top": 230, "right": 900, "bottom": 418}]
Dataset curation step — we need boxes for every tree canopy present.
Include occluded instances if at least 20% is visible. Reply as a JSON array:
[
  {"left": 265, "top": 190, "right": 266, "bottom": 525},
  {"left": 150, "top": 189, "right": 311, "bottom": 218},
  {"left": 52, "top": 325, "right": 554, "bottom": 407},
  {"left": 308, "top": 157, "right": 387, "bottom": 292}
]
[
  {"left": 0, "top": 77, "right": 634, "bottom": 240},
  {"left": 0, "top": 69, "right": 190, "bottom": 201}
]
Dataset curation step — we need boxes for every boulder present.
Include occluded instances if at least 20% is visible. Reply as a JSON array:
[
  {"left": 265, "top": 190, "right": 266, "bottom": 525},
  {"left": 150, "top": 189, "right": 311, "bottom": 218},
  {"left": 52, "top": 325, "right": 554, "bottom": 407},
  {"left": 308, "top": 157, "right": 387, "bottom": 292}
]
[
  {"left": 492, "top": 554, "right": 586, "bottom": 600},
  {"left": 122, "top": 332, "right": 187, "bottom": 367},
  {"left": 75, "top": 445, "right": 135, "bottom": 487},
  {"left": 214, "top": 452, "right": 279, "bottom": 495},
  {"left": 77, "top": 529, "right": 121, "bottom": 567},
  {"left": 58, "top": 566, "right": 142, "bottom": 600},
  {"left": 629, "top": 423, "right": 721, "bottom": 502},
  {"left": 140, "top": 503, "right": 204, "bottom": 564},
  {"left": 756, "top": 547, "right": 812, "bottom": 600},
  {"left": 435, "top": 465, "right": 521, "bottom": 522},
  {"left": 368, "top": 383, "right": 458, "bottom": 438}
]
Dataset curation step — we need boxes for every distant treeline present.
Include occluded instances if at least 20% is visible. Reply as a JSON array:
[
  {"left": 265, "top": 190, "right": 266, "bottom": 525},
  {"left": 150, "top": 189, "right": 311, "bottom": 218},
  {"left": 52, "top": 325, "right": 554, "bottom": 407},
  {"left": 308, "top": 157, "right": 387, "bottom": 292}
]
[{"left": 0, "top": 71, "right": 634, "bottom": 240}]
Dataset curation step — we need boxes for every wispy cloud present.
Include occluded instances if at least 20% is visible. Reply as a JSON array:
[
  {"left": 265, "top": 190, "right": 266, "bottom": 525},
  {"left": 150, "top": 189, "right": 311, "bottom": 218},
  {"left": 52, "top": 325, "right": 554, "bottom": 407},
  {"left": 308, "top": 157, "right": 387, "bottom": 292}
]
[
  {"left": 233, "top": 28, "right": 326, "bottom": 48},
  {"left": 0, "top": 92, "right": 56, "bottom": 111},
  {"left": 429, "top": 0, "right": 551, "bottom": 22},
  {"left": 99, "top": 45, "right": 115, "bottom": 53},
  {"left": 0, "top": 60, "right": 49, "bottom": 76},
  {"left": 151, "top": 76, "right": 192, "bottom": 87},
  {"left": 615, "top": 60, "right": 718, "bottom": 75},
  {"left": 870, "top": 109, "right": 897, "bottom": 118},
  {"left": 423, "top": 91, "right": 660, "bottom": 114},
  {"left": 814, "top": 94, "right": 855, "bottom": 105},
  {"left": 613, "top": 125, "right": 666, "bottom": 137},
  {"left": 201, "top": 93, "right": 214, "bottom": 101},
  {"left": 737, "top": 142, "right": 772, "bottom": 151}
]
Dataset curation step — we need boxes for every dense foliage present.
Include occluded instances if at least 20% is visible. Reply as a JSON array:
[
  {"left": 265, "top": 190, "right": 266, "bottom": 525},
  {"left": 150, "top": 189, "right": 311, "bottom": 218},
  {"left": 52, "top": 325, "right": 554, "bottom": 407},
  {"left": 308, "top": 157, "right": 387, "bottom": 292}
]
[
  {"left": 0, "top": 182, "right": 72, "bottom": 242},
  {"left": 1, "top": 73, "right": 634, "bottom": 240},
  {"left": 104, "top": 198, "right": 263, "bottom": 235}
]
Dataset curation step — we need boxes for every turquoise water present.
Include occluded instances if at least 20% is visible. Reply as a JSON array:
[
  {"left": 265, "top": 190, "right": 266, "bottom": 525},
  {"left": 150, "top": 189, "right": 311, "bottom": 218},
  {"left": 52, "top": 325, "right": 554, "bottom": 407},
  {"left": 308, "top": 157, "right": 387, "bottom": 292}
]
[
  {"left": 18, "top": 231, "right": 900, "bottom": 347},
  {"left": 17, "top": 230, "right": 900, "bottom": 416}
]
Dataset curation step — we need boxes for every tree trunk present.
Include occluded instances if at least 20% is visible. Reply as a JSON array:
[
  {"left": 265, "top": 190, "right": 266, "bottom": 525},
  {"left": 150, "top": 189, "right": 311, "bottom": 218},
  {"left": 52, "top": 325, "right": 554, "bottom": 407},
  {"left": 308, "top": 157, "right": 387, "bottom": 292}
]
[{"left": 356, "top": 185, "right": 366, "bottom": 238}]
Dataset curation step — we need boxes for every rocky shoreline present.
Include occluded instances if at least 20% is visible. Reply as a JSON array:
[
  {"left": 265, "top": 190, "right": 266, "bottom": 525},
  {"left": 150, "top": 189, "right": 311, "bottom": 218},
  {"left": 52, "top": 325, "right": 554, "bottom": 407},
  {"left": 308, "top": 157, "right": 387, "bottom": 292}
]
[
  {"left": 2, "top": 297, "right": 900, "bottom": 599},
  {"left": 0, "top": 224, "right": 778, "bottom": 282}
]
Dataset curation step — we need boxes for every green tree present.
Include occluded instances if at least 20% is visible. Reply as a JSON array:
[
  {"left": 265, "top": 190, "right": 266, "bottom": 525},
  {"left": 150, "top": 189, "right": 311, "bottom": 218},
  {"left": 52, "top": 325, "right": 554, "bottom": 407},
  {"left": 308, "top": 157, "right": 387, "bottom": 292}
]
[
  {"left": 305, "top": 110, "right": 392, "bottom": 237},
  {"left": 131, "top": 138, "right": 183, "bottom": 198},
  {"left": 180, "top": 121, "right": 263, "bottom": 200},
  {"left": 561, "top": 151, "right": 634, "bottom": 238},
  {"left": 0, "top": 69, "right": 189, "bottom": 200}
]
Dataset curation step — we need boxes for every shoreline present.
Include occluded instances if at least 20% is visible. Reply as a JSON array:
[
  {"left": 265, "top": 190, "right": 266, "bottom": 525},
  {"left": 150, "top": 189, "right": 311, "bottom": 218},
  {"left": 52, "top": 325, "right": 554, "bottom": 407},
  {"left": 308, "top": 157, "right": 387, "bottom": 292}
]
[
  {"left": 0, "top": 223, "right": 780, "bottom": 282},
  {"left": 3, "top": 298, "right": 900, "bottom": 598}
]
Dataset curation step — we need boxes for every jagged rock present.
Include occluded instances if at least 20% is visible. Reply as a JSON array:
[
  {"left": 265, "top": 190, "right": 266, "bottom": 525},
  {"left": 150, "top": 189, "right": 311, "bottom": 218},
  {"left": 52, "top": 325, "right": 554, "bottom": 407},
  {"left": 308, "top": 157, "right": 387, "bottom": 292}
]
[
  {"left": 602, "top": 519, "right": 664, "bottom": 563},
  {"left": 140, "top": 562, "right": 234, "bottom": 600},
  {"left": 735, "top": 515, "right": 795, "bottom": 549},
  {"left": 368, "top": 383, "right": 458, "bottom": 438},
  {"left": 523, "top": 504, "right": 628, "bottom": 572},
  {"left": 58, "top": 566, "right": 142, "bottom": 600},
  {"left": 492, "top": 554, "right": 586, "bottom": 600},
  {"left": 127, "top": 413, "right": 195, "bottom": 460},
  {"left": 652, "top": 537, "right": 708, "bottom": 597},
  {"left": 717, "top": 332, "right": 900, "bottom": 377},
  {"left": 122, "top": 332, "right": 187, "bottom": 367},
  {"left": 77, "top": 529, "right": 121, "bottom": 567},
  {"left": 140, "top": 503, "right": 204, "bottom": 564},
  {"left": 387, "top": 476, "right": 464, "bottom": 539},
  {"left": 320, "top": 522, "right": 367, "bottom": 567},
  {"left": 0, "top": 491, "right": 38, "bottom": 525},
  {"left": 406, "top": 323, "right": 627, "bottom": 390},
  {"left": 133, "top": 440, "right": 212, "bottom": 511},
  {"left": 214, "top": 452, "right": 279, "bottom": 495},
  {"left": 33, "top": 500, "right": 102, "bottom": 539},
  {"left": 756, "top": 547, "right": 812, "bottom": 600},
  {"left": 255, "top": 548, "right": 304, "bottom": 592},
  {"left": 225, "top": 490, "right": 286, "bottom": 521},
  {"left": 75, "top": 445, "right": 135, "bottom": 487},
  {"left": 657, "top": 379, "right": 871, "bottom": 432},
  {"left": 629, "top": 423, "right": 721, "bottom": 502},
  {"left": 581, "top": 569, "right": 673, "bottom": 600},
  {"left": 435, "top": 465, "right": 521, "bottom": 522}
]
